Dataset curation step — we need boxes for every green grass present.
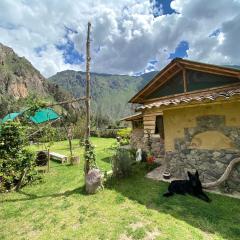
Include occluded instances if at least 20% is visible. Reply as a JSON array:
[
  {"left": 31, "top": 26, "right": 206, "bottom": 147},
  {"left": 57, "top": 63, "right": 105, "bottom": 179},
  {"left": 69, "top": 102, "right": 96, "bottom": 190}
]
[{"left": 0, "top": 137, "right": 240, "bottom": 240}]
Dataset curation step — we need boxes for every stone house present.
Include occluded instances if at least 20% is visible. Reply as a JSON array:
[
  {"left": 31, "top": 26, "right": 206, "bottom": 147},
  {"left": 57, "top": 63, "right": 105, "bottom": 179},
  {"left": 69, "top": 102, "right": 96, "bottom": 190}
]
[{"left": 123, "top": 58, "right": 240, "bottom": 193}]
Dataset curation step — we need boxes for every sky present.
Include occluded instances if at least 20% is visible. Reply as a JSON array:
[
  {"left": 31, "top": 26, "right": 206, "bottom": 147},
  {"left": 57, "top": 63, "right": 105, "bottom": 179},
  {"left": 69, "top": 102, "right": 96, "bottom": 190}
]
[{"left": 0, "top": 0, "right": 240, "bottom": 77}]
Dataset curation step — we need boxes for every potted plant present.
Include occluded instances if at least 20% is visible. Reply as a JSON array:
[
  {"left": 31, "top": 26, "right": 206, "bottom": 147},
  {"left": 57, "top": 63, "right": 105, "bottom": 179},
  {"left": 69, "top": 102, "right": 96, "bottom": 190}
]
[
  {"left": 163, "top": 157, "right": 171, "bottom": 179},
  {"left": 146, "top": 152, "right": 157, "bottom": 170}
]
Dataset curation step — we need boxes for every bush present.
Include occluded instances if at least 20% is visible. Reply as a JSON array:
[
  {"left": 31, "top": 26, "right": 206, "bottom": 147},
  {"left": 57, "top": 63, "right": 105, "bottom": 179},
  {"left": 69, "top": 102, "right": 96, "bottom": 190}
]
[
  {"left": 117, "top": 128, "right": 131, "bottom": 146},
  {"left": 72, "top": 120, "right": 86, "bottom": 139},
  {"left": 91, "top": 129, "right": 119, "bottom": 138},
  {"left": 117, "top": 128, "right": 132, "bottom": 139},
  {"left": 112, "top": 146, "right": 135, "bottom": 178},
  {"left": 36, "top": 151, "right": 48, "bottom": 166},
  {"left": 0, "top": 121, "right": 37, "bottom": 192}
]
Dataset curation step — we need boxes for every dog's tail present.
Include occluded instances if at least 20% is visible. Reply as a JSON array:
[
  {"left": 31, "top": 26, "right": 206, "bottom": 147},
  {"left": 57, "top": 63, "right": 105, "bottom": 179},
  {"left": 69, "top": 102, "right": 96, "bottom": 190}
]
[{"left": 163, "top": 191, "right": 174, "bottom": 197}]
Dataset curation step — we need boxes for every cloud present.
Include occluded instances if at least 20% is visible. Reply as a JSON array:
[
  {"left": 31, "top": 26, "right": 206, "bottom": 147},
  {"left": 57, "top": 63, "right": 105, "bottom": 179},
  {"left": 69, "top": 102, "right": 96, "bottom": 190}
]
[{"left": 0, "top": 0, "right": 239, "bottom": 77}]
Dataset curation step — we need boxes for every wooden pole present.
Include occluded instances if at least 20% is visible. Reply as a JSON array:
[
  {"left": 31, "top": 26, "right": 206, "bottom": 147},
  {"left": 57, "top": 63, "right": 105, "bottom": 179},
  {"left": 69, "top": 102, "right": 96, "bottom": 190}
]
[
  {"left": 86, "top": 22, "right": 91, "bottom": 140},
  {"left": 84, "top": 22, "right": 91, "bottom": 175},
  {"left": 47, "top": 149, "right": 50, "bottom": 172},
  {"left": 183, "top": 68, "right": 187, "bottom": 93}
]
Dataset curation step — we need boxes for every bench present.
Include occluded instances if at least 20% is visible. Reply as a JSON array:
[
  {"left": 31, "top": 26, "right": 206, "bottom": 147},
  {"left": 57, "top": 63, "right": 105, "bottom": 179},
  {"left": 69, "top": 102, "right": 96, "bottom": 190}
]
[
  {"left": 37, "top": 151, "right": 68, "bottom": 164},
  {"left": 49, "top": 152, "right": 68, "bottom": 164}
]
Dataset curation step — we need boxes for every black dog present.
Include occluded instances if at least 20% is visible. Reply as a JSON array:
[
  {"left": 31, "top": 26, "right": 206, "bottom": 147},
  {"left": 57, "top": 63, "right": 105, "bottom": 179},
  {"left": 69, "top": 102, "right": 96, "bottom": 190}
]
[{"left": 163, "top": 171, "right": 211, "bottom": 202}]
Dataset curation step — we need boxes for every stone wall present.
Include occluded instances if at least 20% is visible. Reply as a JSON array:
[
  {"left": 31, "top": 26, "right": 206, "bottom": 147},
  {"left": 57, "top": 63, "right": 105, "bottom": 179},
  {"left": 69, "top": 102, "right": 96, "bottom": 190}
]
[
  {"left": 130, "top": 128, "right": 145, "bottom": 149},
  {"left": 130, "top": 129, "right": 165, "bottom": 157},
  {"left": 166, "top": 115, "right": 240, "bottom": 193},
  {"left": 150, "top": 135, "right": 165, "bottom": 157}
]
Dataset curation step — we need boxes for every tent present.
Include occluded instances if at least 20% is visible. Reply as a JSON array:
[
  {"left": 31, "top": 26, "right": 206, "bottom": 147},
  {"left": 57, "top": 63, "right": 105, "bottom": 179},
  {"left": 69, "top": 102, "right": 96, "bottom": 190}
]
[
  {"left": 2, "top": 112, "right": 22, "bottom": 123},
  {"left": 29, "top": 108, "right": 60, "bottom": 124},
  {"left": 1, "top": 108, "right": 60, "bottom": 124}
]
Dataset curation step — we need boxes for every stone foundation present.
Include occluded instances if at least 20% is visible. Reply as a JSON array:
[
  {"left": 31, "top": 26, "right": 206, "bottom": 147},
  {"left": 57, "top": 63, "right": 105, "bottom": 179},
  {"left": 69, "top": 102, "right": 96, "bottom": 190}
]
[
  {"left": 130, "top": 128, "right": 145, "bottom": 149},
  {"left": 166, "top": 115, "right": 240, "bottom": 193},
  {"left": 150, "top": 134, "right": 165, "bottom": 157},
  {"left": 130, "top": 129, "right": 165, "bottom": 157}
]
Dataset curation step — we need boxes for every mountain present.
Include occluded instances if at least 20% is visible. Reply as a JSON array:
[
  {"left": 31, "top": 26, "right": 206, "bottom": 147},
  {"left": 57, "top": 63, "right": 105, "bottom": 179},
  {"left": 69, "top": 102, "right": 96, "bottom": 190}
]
[
  {"left": 0, "top": 41, "right": 154, "bottom": 123},
  {"left": 49, "top": 70, "right": 158, "bottom": 121},
  {"left": 0, "top": 43, "right": 50, "bottom": 99},
  {"left": 0, "top": 43, "right": 78, "bottom": 118}
]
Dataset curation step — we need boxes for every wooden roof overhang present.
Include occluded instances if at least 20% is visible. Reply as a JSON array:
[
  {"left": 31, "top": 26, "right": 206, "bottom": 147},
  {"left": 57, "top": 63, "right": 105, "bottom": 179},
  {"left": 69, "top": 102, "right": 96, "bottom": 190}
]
[
  {"left": 120, "top": 113, "right": 143, "bottom": 121},
  {"left": 129, "top": 58, "right": 240, "bottom": 104}
]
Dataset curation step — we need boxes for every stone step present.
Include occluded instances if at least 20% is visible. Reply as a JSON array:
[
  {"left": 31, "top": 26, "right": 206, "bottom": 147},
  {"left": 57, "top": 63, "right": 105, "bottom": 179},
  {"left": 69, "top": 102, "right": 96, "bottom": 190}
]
[{"left": 155, "top": 157, "right": 164, "bottom": 164}]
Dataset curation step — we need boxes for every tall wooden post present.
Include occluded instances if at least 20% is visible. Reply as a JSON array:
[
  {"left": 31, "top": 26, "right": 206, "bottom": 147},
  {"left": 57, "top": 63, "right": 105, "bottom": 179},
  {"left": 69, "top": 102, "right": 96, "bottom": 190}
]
[{"left": 84, "top": 22, "right": 91, "bottom": 175}]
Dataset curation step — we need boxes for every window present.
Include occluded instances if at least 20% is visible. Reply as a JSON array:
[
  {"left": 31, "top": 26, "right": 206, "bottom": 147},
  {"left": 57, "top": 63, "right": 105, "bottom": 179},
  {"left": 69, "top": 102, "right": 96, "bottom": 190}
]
[
  {"left": 155, "top": 115, "right": 164, "bottom": 139},
  {"left": 132, "top": 120, "right": 143, "bottom": 129},
  {"left": 186, "top": 70, "right": 239, "bottom": 91},
  {"left": 146, "top": 72, "right": 184, "bottom": 99}
]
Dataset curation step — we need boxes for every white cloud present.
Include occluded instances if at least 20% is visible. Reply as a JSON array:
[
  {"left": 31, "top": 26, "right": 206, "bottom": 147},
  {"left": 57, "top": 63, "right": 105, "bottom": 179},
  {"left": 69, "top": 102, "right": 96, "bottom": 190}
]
[{"left": 0, "top": 0, "right": 240, "bottom": 77}]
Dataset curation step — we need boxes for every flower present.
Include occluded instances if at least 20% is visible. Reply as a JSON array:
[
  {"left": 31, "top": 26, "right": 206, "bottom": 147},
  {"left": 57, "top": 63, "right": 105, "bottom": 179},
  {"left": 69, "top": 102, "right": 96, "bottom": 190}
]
[{"left": 147, "top": 155, "right": 155, "bottom": 164}]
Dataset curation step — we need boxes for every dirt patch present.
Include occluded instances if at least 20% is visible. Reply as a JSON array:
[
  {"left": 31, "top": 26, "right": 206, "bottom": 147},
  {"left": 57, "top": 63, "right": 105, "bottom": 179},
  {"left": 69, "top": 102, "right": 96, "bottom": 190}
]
[{"left": 144, "top": 228, "right": 161, "bottom": 240}]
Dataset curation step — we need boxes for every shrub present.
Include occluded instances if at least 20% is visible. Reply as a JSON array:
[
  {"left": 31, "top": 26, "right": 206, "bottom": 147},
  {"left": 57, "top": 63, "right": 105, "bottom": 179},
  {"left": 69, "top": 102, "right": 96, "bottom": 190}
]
[
  {"left": 117, "top": 128, "right": 131, "bottom": 146},
  {"left": 0, "top": 121, "right": 37, "bottom": 192},
  {"left": 72, "top": 120, "right": 86, "bottom": 139},
  {"left": 119, "top": 138, "right": 129, "bottom": 146},
  {"left": 36, "top": 151, "right": 48, "bottom": 166},
  {"left": 91, "top": 129, "right": 119, "bottom": 138},
  {"left": 117, "top": 128, "right": 132, "bottom": 139},
  {"left": 112, "top": 145, "right": 135, "bottom": 178}
]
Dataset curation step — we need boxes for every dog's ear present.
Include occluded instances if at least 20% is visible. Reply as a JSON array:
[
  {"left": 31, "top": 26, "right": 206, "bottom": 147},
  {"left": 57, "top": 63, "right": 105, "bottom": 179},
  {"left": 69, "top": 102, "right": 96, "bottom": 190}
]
[
  {"left": 187, "top": 171, "right": 192, "bottom": 179},
  {"left": 195, "top": 170, "right": 199, "bottom": 178}
]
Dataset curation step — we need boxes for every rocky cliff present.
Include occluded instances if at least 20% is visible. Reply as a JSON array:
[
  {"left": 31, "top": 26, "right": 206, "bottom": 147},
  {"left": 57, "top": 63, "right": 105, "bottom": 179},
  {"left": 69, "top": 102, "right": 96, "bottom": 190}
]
[
  {"left": 0, "top": 43, "right": 49, "bottom": 98},
  {"left": 0, "top": 43, "right": 79, "bottom": 118}
]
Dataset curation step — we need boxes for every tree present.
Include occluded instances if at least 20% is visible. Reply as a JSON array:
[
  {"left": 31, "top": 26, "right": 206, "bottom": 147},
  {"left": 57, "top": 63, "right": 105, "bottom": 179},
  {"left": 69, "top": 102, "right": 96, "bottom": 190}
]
[{"left": 0, "top": 121, "right": 36, "bottom": 192}]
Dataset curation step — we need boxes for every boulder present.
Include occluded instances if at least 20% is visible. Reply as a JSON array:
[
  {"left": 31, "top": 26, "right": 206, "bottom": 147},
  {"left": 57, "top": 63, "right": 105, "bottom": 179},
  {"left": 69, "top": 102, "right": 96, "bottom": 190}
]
[{"left": 86, "top": 169, "right": 103, "bottom": 194}]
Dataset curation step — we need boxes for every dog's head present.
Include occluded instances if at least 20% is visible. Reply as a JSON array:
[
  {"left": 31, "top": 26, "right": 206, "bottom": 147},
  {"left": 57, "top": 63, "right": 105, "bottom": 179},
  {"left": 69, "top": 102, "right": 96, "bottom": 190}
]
[{"left": 188, "top": 170, "right": 202, "bottom": 190}]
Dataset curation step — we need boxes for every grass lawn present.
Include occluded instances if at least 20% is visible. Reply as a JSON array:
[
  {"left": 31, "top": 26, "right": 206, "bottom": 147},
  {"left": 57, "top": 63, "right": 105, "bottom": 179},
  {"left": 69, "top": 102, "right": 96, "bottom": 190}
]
[{"left": 0, "top": 137, "right": 240, "bottom": 240}]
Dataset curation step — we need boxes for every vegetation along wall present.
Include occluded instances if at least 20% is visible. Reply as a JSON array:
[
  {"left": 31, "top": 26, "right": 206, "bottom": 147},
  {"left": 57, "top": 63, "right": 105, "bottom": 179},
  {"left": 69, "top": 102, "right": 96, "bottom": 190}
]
[{"left": 163, "top": 101, "right": 240, "bottom": 193}]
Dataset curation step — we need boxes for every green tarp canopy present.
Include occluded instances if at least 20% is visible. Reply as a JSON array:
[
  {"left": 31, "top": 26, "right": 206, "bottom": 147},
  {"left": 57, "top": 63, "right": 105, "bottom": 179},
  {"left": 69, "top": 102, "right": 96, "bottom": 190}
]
[
  {"left": 30, "top": 108, "right": 60, "bottom": 124},
  {"left": 1, "top": 108, "right": 60, "bottom": 124},
  {"left": 2, "top": 112, "right": 22, "bottom": 123}
]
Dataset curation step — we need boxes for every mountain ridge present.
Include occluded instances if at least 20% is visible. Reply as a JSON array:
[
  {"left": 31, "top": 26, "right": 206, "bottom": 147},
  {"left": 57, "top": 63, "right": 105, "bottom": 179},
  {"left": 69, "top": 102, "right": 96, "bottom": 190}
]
[
  {"left": 48, "top": 70, "right": 158, "bottom": 121},
  {"left": 0, "top": 42, "right": 79, "bottom": 118}
]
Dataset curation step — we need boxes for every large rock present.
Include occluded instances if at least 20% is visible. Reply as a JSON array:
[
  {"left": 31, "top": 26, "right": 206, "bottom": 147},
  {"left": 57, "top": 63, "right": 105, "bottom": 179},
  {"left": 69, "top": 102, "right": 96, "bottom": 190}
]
[{"left": 85, "top": 169, "right": 103, "bottom": 194}]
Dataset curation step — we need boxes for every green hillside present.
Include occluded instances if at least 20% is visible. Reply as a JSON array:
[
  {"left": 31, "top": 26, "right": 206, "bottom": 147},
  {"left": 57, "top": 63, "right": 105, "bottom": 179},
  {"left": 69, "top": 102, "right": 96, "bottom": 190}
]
[{"left": 49, "top": 71, "right": 158, "bottom": 121}]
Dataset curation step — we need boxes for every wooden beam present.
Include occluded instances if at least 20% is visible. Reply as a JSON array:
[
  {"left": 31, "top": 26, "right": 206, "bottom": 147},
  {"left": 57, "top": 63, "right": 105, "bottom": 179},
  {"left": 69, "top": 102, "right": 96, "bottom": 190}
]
[
  {"left": 178, "top": 59, "right": 240, "bottom": 76},
  {"left": 183, "top": 68, "right": 187, "bottom": 92},
  {"left": 185, "top": 66, "right": 239, "bottom": 78},
  {"left": 47, "top": 97, "right": 86, "bottom": 107},
  {"left": 144, "top": 121, "right": 155, "bottom": 126}
]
